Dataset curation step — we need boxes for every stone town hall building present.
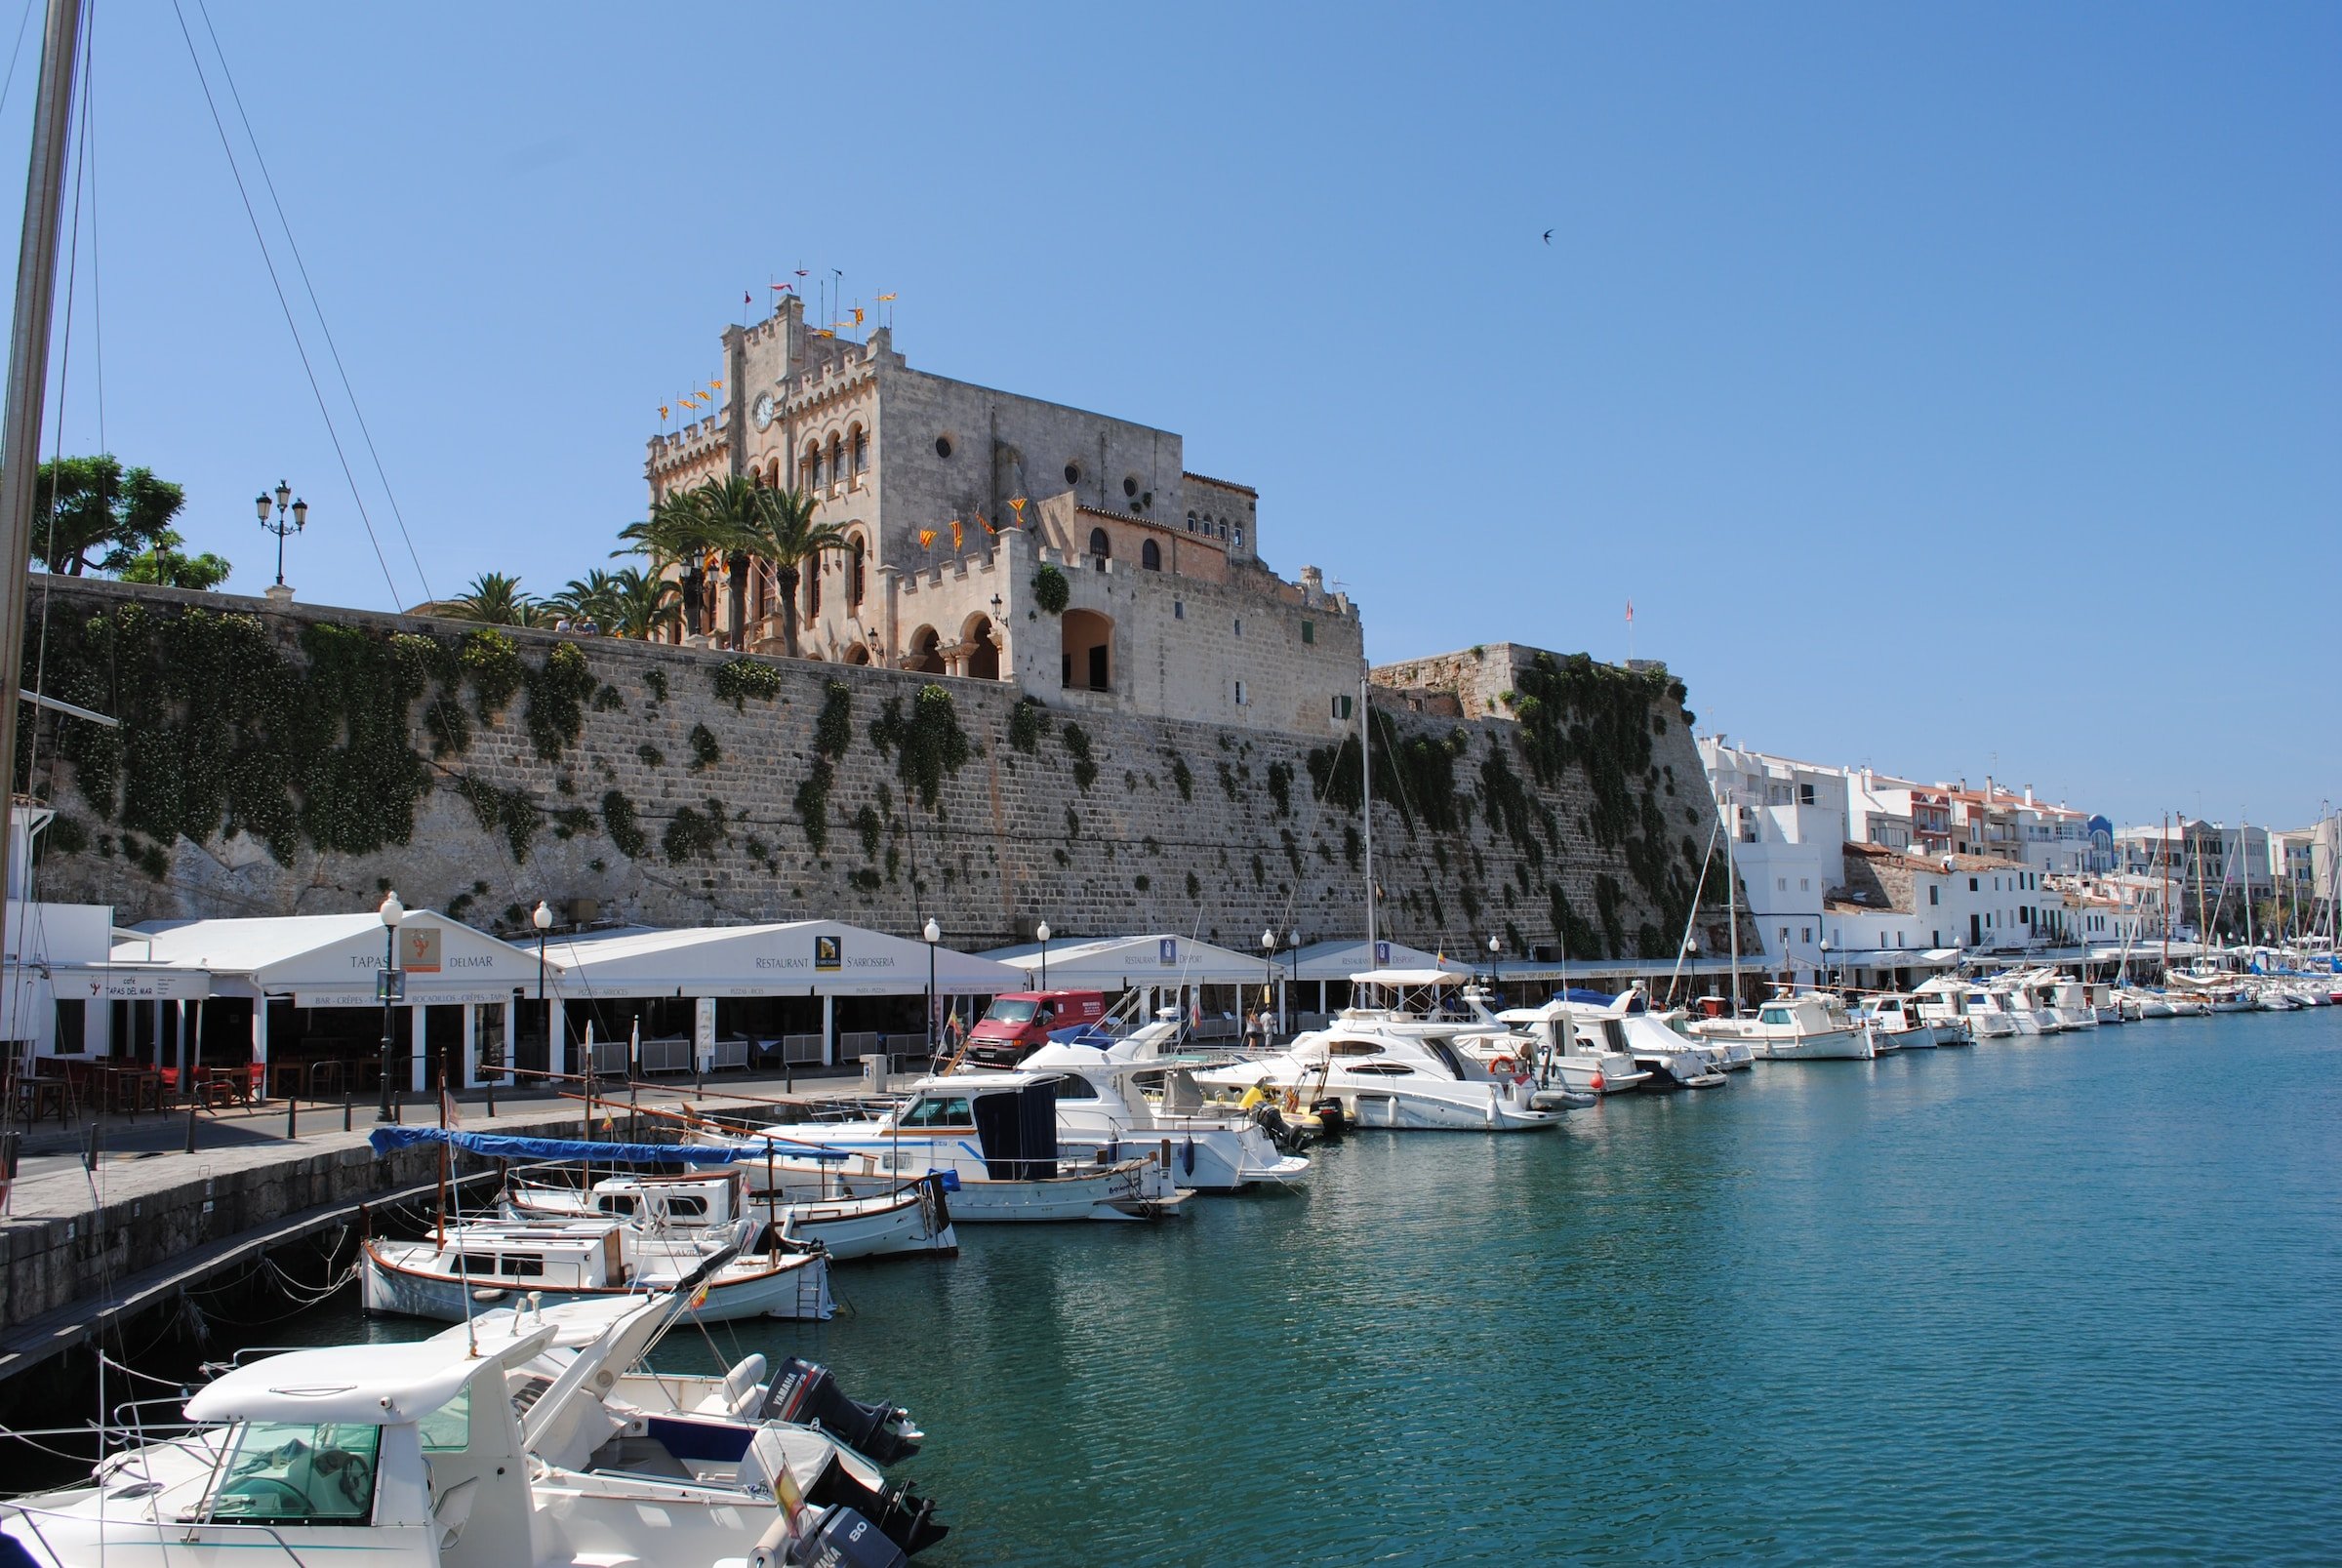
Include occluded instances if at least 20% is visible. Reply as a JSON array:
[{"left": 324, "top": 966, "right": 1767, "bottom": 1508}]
[{"left": 643, "top": 295, "right": 1365, "bottom": 738}]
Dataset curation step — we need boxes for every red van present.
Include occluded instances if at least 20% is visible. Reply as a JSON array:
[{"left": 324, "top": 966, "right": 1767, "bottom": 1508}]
[{"left": 963, "top": 990, "right": 1108, "bottom": 1068}]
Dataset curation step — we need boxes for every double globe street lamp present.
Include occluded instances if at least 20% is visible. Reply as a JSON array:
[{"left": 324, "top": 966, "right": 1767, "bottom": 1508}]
[{"left": 256, "top": 481, "right": 307, "bottom": 589}]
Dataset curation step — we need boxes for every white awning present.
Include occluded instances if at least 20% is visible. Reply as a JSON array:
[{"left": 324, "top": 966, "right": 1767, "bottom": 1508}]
[
  {"left": 547, "top": 919, "right": 1024, "bottom": 998},
  {"left": 981, "top": 933, "right": 1277, "bottom": 987},
  {"left": 121, "top": 909, "right": 545, "bottom": 1004}
]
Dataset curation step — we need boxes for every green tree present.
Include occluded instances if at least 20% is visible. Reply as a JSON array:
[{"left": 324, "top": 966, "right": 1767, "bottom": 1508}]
[
  {"left": 606, "top": 566, "right": 682, "bottom": 640},
  {"left": 730, "top": 483, "right": 849, "bottom": 658},
  {"left": 615, "top": 489, "right": 735, "bottom": 641},
  {"left": 441, "top": 571, "right": 543, "bottom": 627},
  {"left": 29, "top": 455, "right": 185, "bottom": 576},
  {"left": 547, "top": 568, "right": 625, "bottom": 629},
  {"left": 111, "top": 529, "right": 232, "bottom": 590}
]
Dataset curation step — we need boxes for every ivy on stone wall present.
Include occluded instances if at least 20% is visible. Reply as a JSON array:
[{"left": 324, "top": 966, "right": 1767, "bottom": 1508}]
[
  {"left": 793, "top": 769, "right": 831, "bottom": 854},
  {"left": 868, "top": 684, "right": 971, "bottom": 813},
  {"left": 1061, "top": 723, "right": 1098, "bottom": 791},
  {"left": 665, "top": 797, "right": 729, "bottom": 862},
  {"left": 1266, "top": 759, "right": 1293, "bottom": 818},
  {"left": 1006, "top": 698, "right": 1050, "bottom": 755},
  {"left": 1166, "top": 751, "right": 1193, "bottom": 801},
  {"left": 601, "top": 789, "right": 648, "bottom": 860},
  {"left": 460, "top": 629, "right": 525, "bottom": 725},
  {"left": 1030, "top": 563, "right": 1070, "bottom": 615},
  {"left": 814, "top": 682, "right": 854, "bottom": 760},
  {"left": 523, "top": 642, "right": 598, "bottom": 761},
  {"left": 688, "top": 723, "right": 722, "bottom": 771},
  {"left": 713, "top": 658, "right": 787, "bottom": 709}
]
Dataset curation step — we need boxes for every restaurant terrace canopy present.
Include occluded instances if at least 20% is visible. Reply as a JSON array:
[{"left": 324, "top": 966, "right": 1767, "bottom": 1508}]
[{"left": 117, "top": 909, "right": 546, "bottom": 1093}]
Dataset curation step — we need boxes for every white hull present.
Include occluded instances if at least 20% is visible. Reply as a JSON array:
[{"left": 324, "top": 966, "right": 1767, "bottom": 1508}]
[
  {"left": 1876, "top": 1024, "right": 1941, "bottom": 1049},
  {"left": 360, "top": 1241, "right": 834, "bottom": 1323},
  {"left": 1756, "top": 1026, "right": 1876, "bottom": 1061},
  {"left": 772, "top": 1186, "right": 958, "bottom": 1260},
  {"left": 1198, "top": 1061, "right": 1560, "bottom": 1132},
  {"left": 744, "top": 1148, "right": 1188, "bottom": 1223}
]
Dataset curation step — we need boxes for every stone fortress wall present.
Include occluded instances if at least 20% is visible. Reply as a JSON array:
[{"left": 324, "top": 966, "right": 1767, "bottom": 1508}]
[{"left": 23, "top": 580, "right": 1734, "bottom": 964}]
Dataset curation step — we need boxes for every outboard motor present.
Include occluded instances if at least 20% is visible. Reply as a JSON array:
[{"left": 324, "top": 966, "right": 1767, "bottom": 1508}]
[
  {"left": 800, "top": 1467, "right": 948, "bottom": 1557},
  {"left": 787, "top": 1508, "right": 910, "bottom": 1568},
  {"left": 1309, "top": 1098, "right": 1347, "bottom": 1138},
  {"left": 1248, "top": 1102, "right": 1309, "bottom": 1155},
  {"left": 765, "top": 1357, "right": 923, "bottom": 1465}
]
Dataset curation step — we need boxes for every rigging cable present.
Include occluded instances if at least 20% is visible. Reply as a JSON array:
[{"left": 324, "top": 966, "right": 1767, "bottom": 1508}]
[
  {"left": 187, "top": 0, "right": 436, "bottom": 608},
  {"left": 164, "top": 0, "right": 404, "bottom": 606}
]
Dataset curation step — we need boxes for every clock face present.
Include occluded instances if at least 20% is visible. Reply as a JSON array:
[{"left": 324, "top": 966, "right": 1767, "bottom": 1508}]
[{"left": 751, "top": 392, "right": 776, "bottom": 431}]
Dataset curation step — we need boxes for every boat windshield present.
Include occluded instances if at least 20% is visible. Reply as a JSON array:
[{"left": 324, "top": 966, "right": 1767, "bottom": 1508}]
[
  {"left": 898, "top": 1096, "right": 974, "bottom": 1129},
  {"left": 208, "top": 1420, "right": 382, "bottom": 1525},
  {"left": 984, "top": 999, "right": 1039, "bottom": 1025}
]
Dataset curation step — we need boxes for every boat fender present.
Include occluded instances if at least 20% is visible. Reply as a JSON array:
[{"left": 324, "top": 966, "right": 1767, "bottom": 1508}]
[
  {"left": 1180, "top": 1139, "right": 1195, "bottom": 1177},
  {"left": 1589, "top": 1072, "right": 1605, "bottom": 1092}
]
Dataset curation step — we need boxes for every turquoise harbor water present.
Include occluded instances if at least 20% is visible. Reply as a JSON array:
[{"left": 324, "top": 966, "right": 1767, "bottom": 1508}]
[{"left": 314, "top": 1009, "right": 2337, "bottom": 1563}]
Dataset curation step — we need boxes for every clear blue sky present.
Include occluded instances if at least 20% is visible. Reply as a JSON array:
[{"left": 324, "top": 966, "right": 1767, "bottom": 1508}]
[{"left": 8, "top": 2, "right": 2335, "bottom": 831}]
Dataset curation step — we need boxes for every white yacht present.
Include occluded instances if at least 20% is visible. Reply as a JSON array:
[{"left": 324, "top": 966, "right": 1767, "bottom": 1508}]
[
  {"left": 1857, "top": 992, "right": 1944, "bottom": 1049},
  {"left": 0, "top": 1295, "right": 907, "bottom": 1568},
  {"left": 718, "top": 1072, "right": 1189, "bottom": 1222},
  {"left": 946, "top": 1015, "right": 1308, "bottom": 1191},
  {"left": 1192, "top": 1020, "right": 1564, "bottom": 1132},
  {"left": 1480, "top": 996, "right": 1648, "bottom": 1094},
  {"left": 1690, "top": 991, "right": 1876, "bottom": 1061},
  {"left": 1552, "top": 988, "right": 1729, "bottom": 1087},
  {"left": 2039, "top": 974, "right": 2101, "bottom": 1030}
]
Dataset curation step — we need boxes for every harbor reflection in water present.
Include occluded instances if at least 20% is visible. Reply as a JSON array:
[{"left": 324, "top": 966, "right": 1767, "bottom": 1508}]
[{"left": 280, "top": 1010, "right": 2340, "bottom": 1565}]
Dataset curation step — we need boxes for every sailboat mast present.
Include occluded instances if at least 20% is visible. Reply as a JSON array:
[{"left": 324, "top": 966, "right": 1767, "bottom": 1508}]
[
  {"left": 1725, "top": 788, "right": 1741, "bottom": 1016},
  {"left": 2160, "top": 810, "right": 2171, "bottom": 977},
  {"left": 0, "top": 0, "right": 87, "bottom": 953},
  {"left": 1360, "top": 675, "right": 1375, "bottom": 955}
]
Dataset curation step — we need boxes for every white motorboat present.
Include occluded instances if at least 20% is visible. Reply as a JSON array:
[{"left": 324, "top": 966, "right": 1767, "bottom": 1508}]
[
  {"left": 0, "top": 1290, "right": 905, "bottom": 1568},
  {"left": 1193, "top": 1020, "right": 1564, "bottom": 1132},
  {"left": 441, "top": 1296, "right": 945, "bottom": 1555},
  {"left": 1857, "top": 992, "right": 1943, "bottom": 1049},
  {"left": 362, "top": 1211, "right": 835, "bottom": 1324},
  {"left": 505, "top": 1168, "right": 958, "bottom": 1263},
  {"left": 948, "top": 1017, "right": 1309, "bottom": 1191},
  {"left": 1479, "top": 995, "right": 1649, "bottom": 1095},
  {"left": 1690, "top": 990, "right": 1876, "bottom": 1061},
  {"left": 719, "top": 1072, "right": 1189, "bottom": 1222},
  {"left": 1553, "top": 988, "right": 1730, "bottom": 1087},
  {"left": 2040, "top": 974, "right": 2101, "bottom": 1030}
]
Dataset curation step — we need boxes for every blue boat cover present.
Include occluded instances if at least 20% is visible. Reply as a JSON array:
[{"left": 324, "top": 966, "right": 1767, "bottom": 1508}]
[
  {"left": 369, "top": 1126, "right": 750, "bottom": 1164},
  {"left": 1558, "top": 987, "right": 1616, "bottom": 1007}
]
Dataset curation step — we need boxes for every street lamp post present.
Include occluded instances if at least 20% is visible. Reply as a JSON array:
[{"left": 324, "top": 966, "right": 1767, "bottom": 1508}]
[
  {"left": 1261, "top": 928, "right": 1277, "bottom": 1044},
  {"left": 375, "top": 891, "right": 404, "bottom": 1123},
  {"left": 255, "top": 481, "right": 307, "bottom": 588},
  {"left": 1820, "top": 938, "right": 1834, "bottom": 992},
  {"left": 922, "top": 918, "right": 941, "bottom": 1059},
  {"left": 1036, "top": 921, "right": 1051, "bottom": 989},
  {"left": 533, "top": 901, "right": 553, "bottom": 1079},
  {"left": 1487, "top": 933, "right": 1503, "bottom": 993}
]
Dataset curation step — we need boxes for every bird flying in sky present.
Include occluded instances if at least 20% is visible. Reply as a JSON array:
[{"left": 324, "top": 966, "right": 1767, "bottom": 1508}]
[{"left": 1543, "top": 228, "right": 1554, "bottom": 244}]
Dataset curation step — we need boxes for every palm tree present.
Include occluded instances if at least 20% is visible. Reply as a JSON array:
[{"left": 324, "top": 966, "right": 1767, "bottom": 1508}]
[
  {"left": 615, "top": 490, "right": 734, "bottom": 641},
  {"left": 731, "top": 485, "right": 850, "bottom": 658},
  {"left": 442, "top": 571, "right": 542, "bottom": 627},
  {"left": 548, "top": 568, "right": 626, "bottom": 630},
  {"left": 669, "top": 475, "right": 774, "bottom": 650},
  {"left": 606, "top": 566, "right": 682, "bottom": 640}
]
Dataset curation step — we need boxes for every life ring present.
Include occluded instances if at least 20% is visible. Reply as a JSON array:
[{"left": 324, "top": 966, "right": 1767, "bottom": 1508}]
[{"left": 1489, "top": 1056, "right": 1517, "bottom": 1074}]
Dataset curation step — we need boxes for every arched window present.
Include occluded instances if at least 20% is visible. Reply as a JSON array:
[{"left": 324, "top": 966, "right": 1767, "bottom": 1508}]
[
  {"left": 1088, "top": 527, "right": 1110, "bottom": 561},
  {"left": 1141, "top": 539, "right": 1161, "bottom": 571},
  {"left": 801, "top": 442, "right": 821, "bottom": 490},
  {"left": 848, "top": 535, "right": 867, "bottom": 609},
  {"left": 851, "top": 426, "right": 868, "bottom": 477},
  {"left": 805, "top": 552, "right": 822, "bottom": 620},
  {"left": 1186, "top": 511, "right": 1197, "bottom": 533},
  {"left": 908, "top": 626, "right": 945, "bottom": 675},
  {"left": 828, "top": 434, "right": 844, "bottom": 488},
  {"left": 1232, "top": 526, "right": 1244, "bottom": 550},
  {"left": 1217, "top": 518, "right": 1228, "bottom": 540}
]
